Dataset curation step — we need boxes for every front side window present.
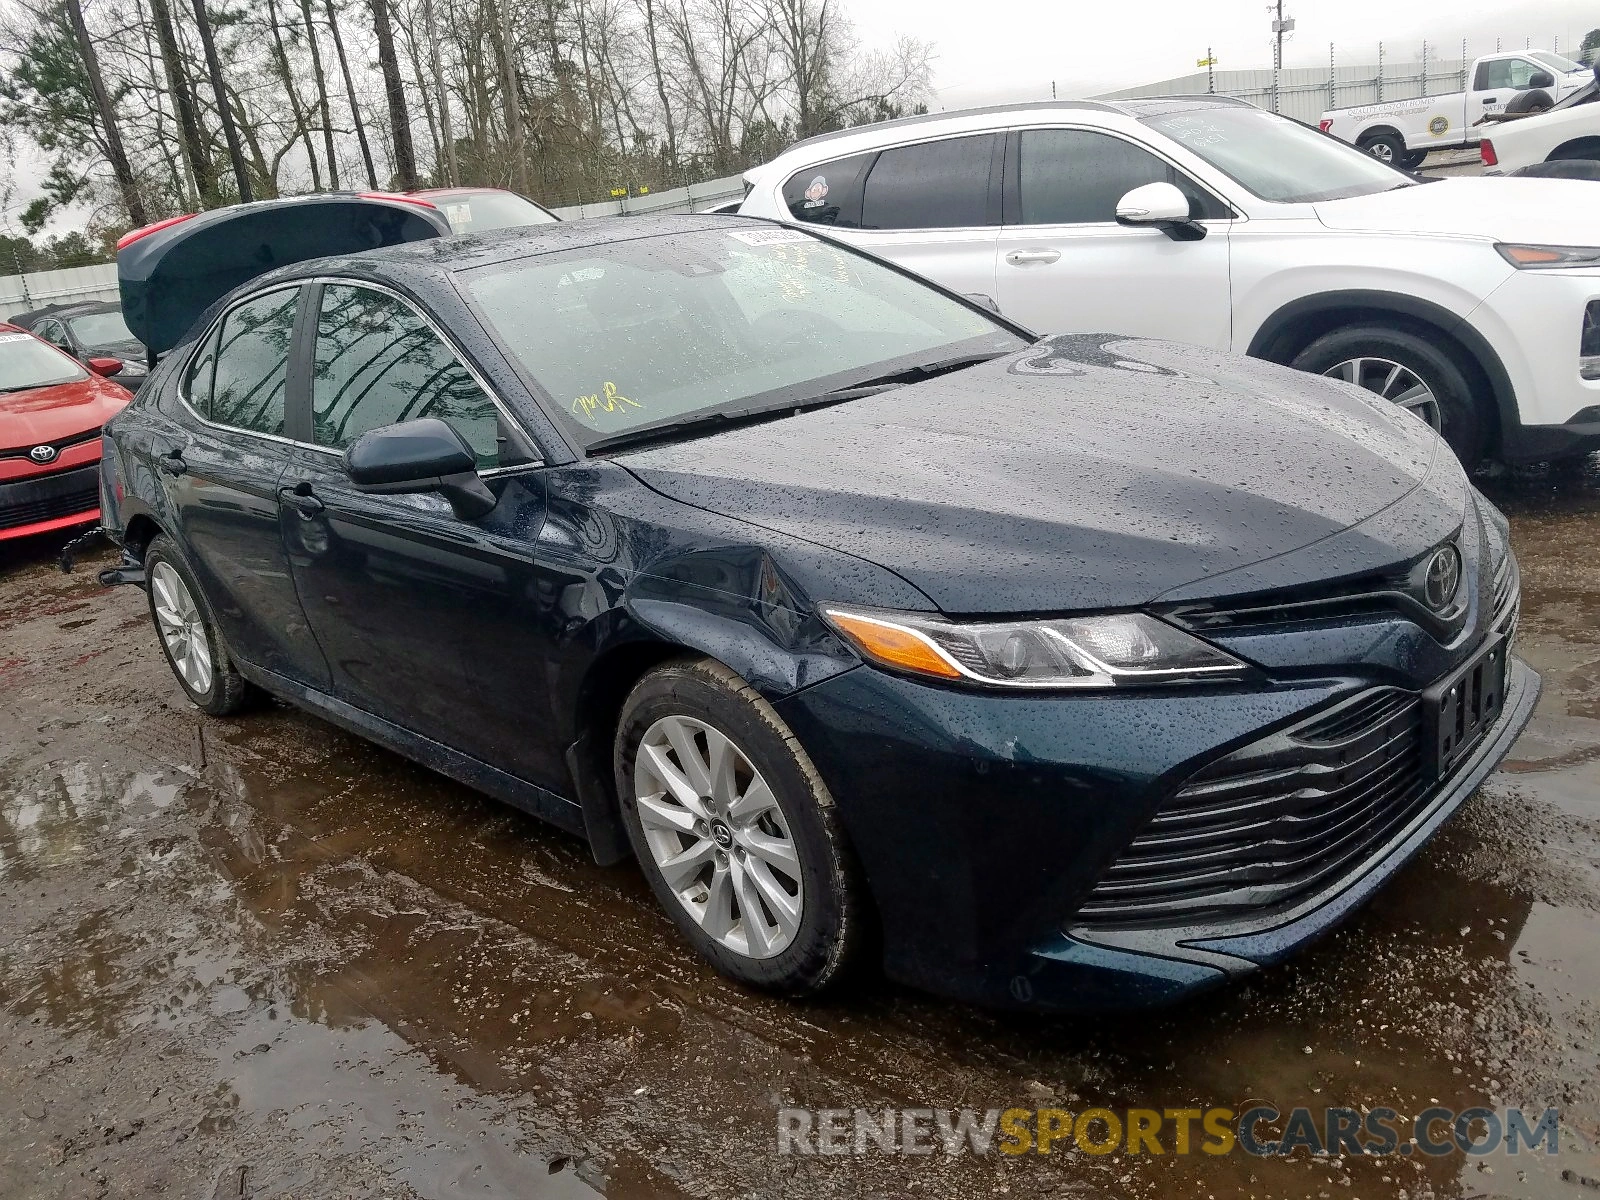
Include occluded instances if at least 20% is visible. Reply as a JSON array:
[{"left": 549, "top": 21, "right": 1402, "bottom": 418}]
[
  {"left": 1017, "top": 129, "right": 1228, "bottom": 224},
  {"left": 0, "top": 331, "right": 85, "bottom": 392},
  {"left": 311, "top": 284, "right": 502, "bottom": 469},
  {"left": 861, "top": 134, "right": 998, "bottom": 230},
  {"left": 1482, "top": 58, "right": 1539, "bottom": 90},
  {"left": 781, "top": 152, "right": 875, "bottom": 228},
  {"left": 465, "top": 226, "right": 1023, "bottom": 446},
  {"left": 1141, "top": 107, "right": 1410, "bottom": 203},
  {"left": 207, "top": 288, "right": 299, "bottom": 436}
]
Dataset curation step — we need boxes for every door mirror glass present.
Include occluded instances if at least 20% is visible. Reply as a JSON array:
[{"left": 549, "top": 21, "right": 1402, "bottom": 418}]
[
  {"left": 87, "top": 356, "right": 124, "bottom": 377},
  {"left": 1115, "top": 181, "right": 1193, "bottom": 225},
  {"left": 1528, "top": 70, "right": 1556, "bottom": 90},
  {"left": 343, "top": 417, "right": 496, "bottom": 519}
]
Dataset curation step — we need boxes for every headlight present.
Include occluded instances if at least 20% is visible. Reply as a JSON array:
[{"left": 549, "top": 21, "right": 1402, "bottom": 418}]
[
  {"left": 819, "top": 606, "right": 1248, "bottom": 689},
  {"left": 1496, "top": 243, "right": 1600, "bottom": 269}
]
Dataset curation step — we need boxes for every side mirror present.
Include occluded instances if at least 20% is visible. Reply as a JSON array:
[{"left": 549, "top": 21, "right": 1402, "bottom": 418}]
[
  {"left": 343, "top": 417, "right": 497, "bottom": 520},
  {"left": 88, "top": 356, "right": 124, "bottom": 377},
  {"left": 963, "top": 292, "right": 1002, "bottom": 314},
  {"left": 1527, "top": 70, "right": 1556, "bottom": 89},
  {"left": 1115, "top": 182, "right": 1205, "bottom": 241}
]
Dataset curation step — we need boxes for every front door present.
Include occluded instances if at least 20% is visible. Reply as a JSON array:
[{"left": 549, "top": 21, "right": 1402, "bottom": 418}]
[
  {"left": 158, "top": 284, "right": 329, "bottom": 686},
  {"left": 278, "top": 281, "right": 564, "bottom": 788},
  {"left": 1470, "top": 57, "right": 1543, "bottom": 125},
  {"left": 992, "top": 128, "right": 1233, "bottom": 349}
]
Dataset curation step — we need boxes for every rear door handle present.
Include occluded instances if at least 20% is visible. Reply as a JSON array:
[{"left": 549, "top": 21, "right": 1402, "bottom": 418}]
[
  {"left": 278, "top": 483, "right": 325, "bottom": 516},
  {"left": 1005, "top": 248, "right": 1061, "bottom": 266},
  {"left": 158, "top": 449, "right": 186, "bottom": 476}
]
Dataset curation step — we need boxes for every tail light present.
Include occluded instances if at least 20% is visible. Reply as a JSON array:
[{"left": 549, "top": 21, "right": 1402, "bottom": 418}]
[
  {"left": 1319, "top": 119, "right": 1333, "bottom": 133},
  {"left": 1481, "top": 139, "right": 1498, "bottom": 167},
  {"left": 116, "top": 212, "right": 197, "bottom": 250}
]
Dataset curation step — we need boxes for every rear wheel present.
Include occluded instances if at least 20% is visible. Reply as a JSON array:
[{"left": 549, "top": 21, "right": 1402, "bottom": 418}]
[
  {"left": 614, "top": 658, "right": 867, "bottom": 995},
  {"left": 1360, "top": 132, "right": 1406, "bottom": 165},
  {"left": 1290, "top": 324, "right": 1489, "bottom": 465},
  {"left": 144, "top": 535, "right": 257, "bottom": 716}
]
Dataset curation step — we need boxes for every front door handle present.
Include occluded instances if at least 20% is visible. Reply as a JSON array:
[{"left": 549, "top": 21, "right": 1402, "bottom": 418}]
[
  {"left": 1005, "top": 248, "right": 1062, "bottom": 266},
  {"left": 158, "top": 449, "right": 186, "bottom": 476},
  {"left": 278, "top": 482, "right": 325, "bottom": 517}
]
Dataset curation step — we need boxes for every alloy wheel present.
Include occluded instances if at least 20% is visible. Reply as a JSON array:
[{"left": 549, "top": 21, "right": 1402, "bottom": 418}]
[
  {"left": 150, "top": 561, "right": 214, "bottom": 695},
  {"left": 1323, "top": 356, "right": 1443, "bottom": 432},
  {"left": 1368, "top": 142, "right": 1395, "bottom": 163},
  {"left": 633, "top": 714, "right": 803, "bottom": 960}
]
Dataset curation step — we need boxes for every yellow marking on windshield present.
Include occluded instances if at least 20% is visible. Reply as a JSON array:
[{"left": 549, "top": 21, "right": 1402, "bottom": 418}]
[{"left": 573, "top": 381, "right": 642, "bottom": 420}]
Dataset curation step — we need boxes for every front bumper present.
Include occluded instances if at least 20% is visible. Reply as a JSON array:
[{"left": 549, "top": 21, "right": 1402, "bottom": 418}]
[
  {"left": 777, "top": 652, "right": 1539, "bottom": 1012},
  {"left": 0, "top": 463, "right": 102, "bottom": 542}
]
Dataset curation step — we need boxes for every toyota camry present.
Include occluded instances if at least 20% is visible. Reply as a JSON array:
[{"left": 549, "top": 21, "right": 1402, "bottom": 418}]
[{"left": 85, "top": 194, "right": 1536, "bottom": 1010}]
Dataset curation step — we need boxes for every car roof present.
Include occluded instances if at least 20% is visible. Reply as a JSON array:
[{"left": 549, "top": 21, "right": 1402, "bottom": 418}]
[{"left": 775, "top": 95, "right": 1254, "bottom": 159}]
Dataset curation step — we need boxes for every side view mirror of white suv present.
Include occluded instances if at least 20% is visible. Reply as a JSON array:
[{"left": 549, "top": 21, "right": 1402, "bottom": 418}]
[{"left": 1115, "top": 182, "right": 1205, "bottom": 241}]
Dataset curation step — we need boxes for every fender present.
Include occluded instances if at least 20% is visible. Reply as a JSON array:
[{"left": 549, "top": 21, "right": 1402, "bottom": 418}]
[{"left": 1244, "top": 288, "right": 1521, "bottom": 450}]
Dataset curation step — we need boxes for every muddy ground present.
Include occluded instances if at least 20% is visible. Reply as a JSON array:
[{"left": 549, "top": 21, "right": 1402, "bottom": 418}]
[{"left": 1, "top": 462, "right": 1598, "bottom": 1200}]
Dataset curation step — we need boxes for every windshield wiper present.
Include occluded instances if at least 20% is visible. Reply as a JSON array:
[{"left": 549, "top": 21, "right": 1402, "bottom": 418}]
[{"left": 585, "top": 351, "right": 1010, "bottom": 456}]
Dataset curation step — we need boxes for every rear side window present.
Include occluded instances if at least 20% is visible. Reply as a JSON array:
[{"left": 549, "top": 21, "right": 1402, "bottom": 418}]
[
  {"left": 209, "top": 288, "right": 299, "bottom": 436},
  {"left": 1017, "top": 129, "right": 1229, "bottom": 224},
  {"left": 781, "top": 152, "right": 875, "bottom": 227},
  {"left": 311, "top": 284, "right": 502, "bottom": 469},
  {"left": 861, "top": 134, "right": 999, "bottom": 230}
]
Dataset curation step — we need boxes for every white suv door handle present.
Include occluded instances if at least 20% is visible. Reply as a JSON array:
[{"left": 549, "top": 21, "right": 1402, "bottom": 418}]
[{"left": 1005, "top": 248, "right": 1061, "bottom": 266}]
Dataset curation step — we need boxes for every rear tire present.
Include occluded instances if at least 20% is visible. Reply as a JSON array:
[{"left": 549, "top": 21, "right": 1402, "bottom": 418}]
[
  {"left": 144, "top": 535, "right": 257, "bottom": 716},
  {"left": 1360, "top": 132, "right": 1406, "bottom": 165},
  {"left": 1290, "top": 324, "right": 1490, "bottom": 466},
  {"left": 614, "top": 657, "right": 867, "bottom": 996}
]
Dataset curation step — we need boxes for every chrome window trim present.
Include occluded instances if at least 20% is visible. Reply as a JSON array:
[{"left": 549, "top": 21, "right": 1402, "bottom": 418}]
[{"left": 174, "top": 277, "right": 543, "bottom": 474}]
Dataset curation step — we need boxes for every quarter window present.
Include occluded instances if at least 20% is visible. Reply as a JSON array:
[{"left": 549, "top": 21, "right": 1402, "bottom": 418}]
[
  {"left": 311, "top": 284, "right": 502, "bottom": 469},
  {"left": 1017, "top": 129, "right": 1227, "bottom": 225},
  {"left": 861, "top": 134, "right": 999, "bottom": 229},
  {"left": 209, "top": 288, "right": 298, "bottom": 436},
  {"left": 781, "top": 152, "right": 875, "bottom": 228}
]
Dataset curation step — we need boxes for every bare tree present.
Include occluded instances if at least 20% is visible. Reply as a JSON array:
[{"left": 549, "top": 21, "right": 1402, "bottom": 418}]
[{"left": 64, "top": 0, "right": 149, "bottom": 223}]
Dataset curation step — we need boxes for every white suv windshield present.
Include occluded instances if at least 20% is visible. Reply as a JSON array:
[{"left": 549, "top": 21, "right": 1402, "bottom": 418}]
[
  {"left": 1141, "top": 107, "right": 1412, "bottom": 203},
  {"left": 465, "top": 227, "right": 1024, "bottom": 448}
]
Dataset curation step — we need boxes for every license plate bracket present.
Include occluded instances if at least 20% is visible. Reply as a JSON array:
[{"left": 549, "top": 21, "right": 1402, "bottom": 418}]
[{"left": 1423, "top": 635, "right": 1507, "bottom": 779}]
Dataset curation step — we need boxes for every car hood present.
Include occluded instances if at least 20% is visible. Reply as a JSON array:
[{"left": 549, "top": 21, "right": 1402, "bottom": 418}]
[
  {"left": 0, "top": 374, "right": 131, "bottom": 449},
  {"left": 1315, "top": 177, "right": 1600, "bottom": 243},
  {"left": 620, "top": 335, "right": 1459, "bottom": 614}
]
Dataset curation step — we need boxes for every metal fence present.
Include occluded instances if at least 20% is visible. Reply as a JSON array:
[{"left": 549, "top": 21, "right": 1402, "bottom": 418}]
[
  {"left": 0, "top": 264, "right": 120, "bottom": 321},
  {"left": 1093, "top": 57, "right": 1473, "bottom": 126}
]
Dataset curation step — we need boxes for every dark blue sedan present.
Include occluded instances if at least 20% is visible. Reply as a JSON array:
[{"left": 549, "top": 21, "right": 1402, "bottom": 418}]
[{"left": 88, "top": 194, "right": 1537, "bottom": 1011}]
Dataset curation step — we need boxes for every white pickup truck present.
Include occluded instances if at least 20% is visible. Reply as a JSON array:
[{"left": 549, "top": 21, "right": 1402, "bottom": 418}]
[{"left": 1320, "top": 49, "right": 1594, "bottom": 168}]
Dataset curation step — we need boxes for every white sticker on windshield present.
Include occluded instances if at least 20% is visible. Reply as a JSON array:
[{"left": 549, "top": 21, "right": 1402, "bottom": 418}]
[
  {"left": 0, "top": 333, "right": 29, "bottom": 343},
  {"left": 725, "top": 227, "right": 811, "bottom": 246}
]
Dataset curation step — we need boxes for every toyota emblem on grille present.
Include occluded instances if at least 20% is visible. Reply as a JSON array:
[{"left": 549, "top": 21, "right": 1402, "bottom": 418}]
[
  {"left": 1423, "top": 545, "right": 1462, "bottom": 611},
  {"left": 28, "top": 444, "right": 57, "bottom": 464}
]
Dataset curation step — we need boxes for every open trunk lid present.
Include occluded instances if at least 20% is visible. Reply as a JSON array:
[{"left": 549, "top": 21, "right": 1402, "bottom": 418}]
[{"left": 118, "top": 193, "right": 450, "bottom": 357}]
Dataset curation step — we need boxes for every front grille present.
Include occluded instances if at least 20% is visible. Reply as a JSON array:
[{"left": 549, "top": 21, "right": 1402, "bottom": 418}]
[
  {"left": 1075, "top": 687, "right": 1434, "bottom": 928},
  {"left": 0, "top": 465, "right": 100, "bottom": 530},
  {"left": 0, "top": 426, "right": 103, "bottom": 460}
]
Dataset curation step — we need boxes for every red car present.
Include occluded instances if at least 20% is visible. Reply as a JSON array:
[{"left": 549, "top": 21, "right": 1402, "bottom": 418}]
[{"left": 0, "top": 322, "right": 133, "bottom": 541}]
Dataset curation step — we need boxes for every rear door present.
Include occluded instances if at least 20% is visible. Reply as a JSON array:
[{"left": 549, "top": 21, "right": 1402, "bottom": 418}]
[
  {"left": 780, "top": 134, "right": 1004, "bottom": 305},
  {"left": 278, "top": 281, "right": 564, "bottom": 787},
  {"left": 992, "top": 126, "right": 1234, "bottom": 347},
  {"left": 157, "top": 284, "right": 330, "bottom": 687}
]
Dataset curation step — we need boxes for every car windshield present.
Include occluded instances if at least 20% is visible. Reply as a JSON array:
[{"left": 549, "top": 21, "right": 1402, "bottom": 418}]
[
  {"left": 1531, "top": 51, "right": 1586, "bottom": 74},
  {"left": 434, "top": 191, "right": 558, "bottom": 233},
  {"left": 1142, "top": 107, "right": 1413, "bottom": 203},
  {"left": 68, "top": 309, "right": 135, "bottom": 345},
  {"left": 0, "top": 331, "right": 85, "bottom": 392},
  {"left": 464, "top": 226, "right": 1025, "bottom": 449}
]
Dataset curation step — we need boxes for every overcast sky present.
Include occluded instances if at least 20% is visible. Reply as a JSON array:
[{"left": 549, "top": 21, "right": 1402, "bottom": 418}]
[{"left": 2, "top": 0, "right": 1597, "bottom": 238}]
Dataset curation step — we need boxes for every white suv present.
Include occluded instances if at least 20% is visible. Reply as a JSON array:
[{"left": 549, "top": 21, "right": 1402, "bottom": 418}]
[{"left": 737, "top": 97, "right": 1600, "bottom": 464}]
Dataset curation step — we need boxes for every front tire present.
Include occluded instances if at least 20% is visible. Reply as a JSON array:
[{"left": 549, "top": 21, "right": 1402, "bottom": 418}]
[
  {"left": 614, "top": 657, "right": 867, "bottom": 996},
  {"left": 144, "top": 535, "right": 257, "bottom": 716},
  {"left": 1290, "top": 324, "right": 1490, "bottom": 465}
]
